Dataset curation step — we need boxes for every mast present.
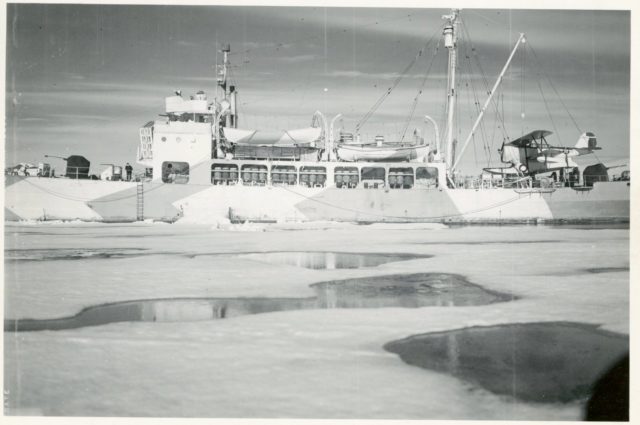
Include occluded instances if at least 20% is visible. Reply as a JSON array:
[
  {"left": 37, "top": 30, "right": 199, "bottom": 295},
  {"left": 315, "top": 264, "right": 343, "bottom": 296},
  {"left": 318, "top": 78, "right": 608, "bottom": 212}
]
[
  {"left": 442, "top": 9, "right": 459, "bottom": 170},
  {"left": 216, "top": 44, "right": 237, "bottom": 129},
  {"left": 217, "top": 44, "right": 230, "bottom": 96}
]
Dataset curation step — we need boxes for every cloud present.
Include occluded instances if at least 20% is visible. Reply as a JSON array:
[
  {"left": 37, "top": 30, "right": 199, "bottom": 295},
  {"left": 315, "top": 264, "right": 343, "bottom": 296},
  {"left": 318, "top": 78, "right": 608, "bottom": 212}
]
[
  {"left": 240, "top": 41, "right": 293, "bottom": 50},
  {"left": 65, "top": 73, "right": 86, "bottom": 80},
  {"left": 47, "top": 113, "right": 114, "bottom": 122},
  {"left": 15, "top": 90, "right": 161, "bottom": 109},
  {"left": 17, "top": 117, "right": 47, "bottom": 122},
  {"left": 279, "top": 54, "right": 319, "bottom": 63},
  {"left": 326, "top": 70, "right": 401, "bottom": 79},
  {"left": 175, "top": 40, "right": 200, "bottom": 47}
]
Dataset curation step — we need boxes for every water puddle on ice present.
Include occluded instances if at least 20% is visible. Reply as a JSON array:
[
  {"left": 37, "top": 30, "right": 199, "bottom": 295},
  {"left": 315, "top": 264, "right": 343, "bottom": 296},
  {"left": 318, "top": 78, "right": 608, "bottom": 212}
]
[
  {"left": 585, "top": 267, "right": 629, "bottom": 274},
  {"left": 384, "top": 322, "right": 629, "bottom": 403},
  {"left": 4, "top": 248, "right": 150, "bottom": 262},
  {"left": 309, "top": 273, "right": 512, "bottom": 307},
  {"left": 416, "top": 240, "right": 563, "bottom": 245},
  {"left": 5, "top": 249, "right": 429, "bottom": 267},
  {"left": 235, "top": 251, "right": 430, "bottom": 270},
  {"left": 5, "top": 273, "right": 513, "bottom": 332}
]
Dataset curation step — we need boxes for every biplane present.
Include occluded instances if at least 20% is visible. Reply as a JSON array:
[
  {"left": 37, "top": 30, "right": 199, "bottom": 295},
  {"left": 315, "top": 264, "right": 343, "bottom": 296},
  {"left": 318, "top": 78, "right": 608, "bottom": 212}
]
[{"left": 483, "top": 130, "right": 600, "bottom": 176}]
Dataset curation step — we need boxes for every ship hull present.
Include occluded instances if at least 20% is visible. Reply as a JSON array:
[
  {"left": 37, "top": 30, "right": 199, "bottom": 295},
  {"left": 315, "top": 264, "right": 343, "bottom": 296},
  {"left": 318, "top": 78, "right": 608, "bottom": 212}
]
[{"left": 5, "top": 175, "right": 629, "bottom": 224}]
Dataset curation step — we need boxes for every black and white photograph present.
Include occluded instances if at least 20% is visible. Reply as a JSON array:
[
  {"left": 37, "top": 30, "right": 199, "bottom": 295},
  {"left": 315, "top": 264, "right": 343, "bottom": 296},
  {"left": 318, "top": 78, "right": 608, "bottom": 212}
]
[{"left": 3, "top": 0, "right": 634, "bottom": 421}]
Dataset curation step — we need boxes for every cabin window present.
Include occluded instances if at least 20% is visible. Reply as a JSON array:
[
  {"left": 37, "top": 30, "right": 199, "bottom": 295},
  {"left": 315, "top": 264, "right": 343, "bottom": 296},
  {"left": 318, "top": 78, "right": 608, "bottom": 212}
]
[
  {"left": 335, "top": 166, "right": 359, "bottom": 188},
  {"left": 300, "top": 166, "right": 327, "bottom": 187},
  {"left": 416, "top": 167, "right": 439, "bottom": 188},
  {"left": 361, "top": 167, "right": 385, "bottom": 189},
  {"left": 162, "top": 161, "right": 189, "bottom": 184},
  {"left": 271, "top": 165, "right": 297, "bottom": 185},
  {"left": 241, "top": 164, "right": 268, "bottom": 185},
  {"left": 211, "top": 164, "right": 239, "bottom": 185},
  {"left": 389, "top": 167, "right": 414, "bottom": 189}
]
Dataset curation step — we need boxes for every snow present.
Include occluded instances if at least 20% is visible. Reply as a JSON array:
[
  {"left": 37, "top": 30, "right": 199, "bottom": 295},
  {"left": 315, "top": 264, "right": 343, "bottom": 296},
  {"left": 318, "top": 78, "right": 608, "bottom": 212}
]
[{"left": 3, "top": 223, "right": 630, "bottom": 419}]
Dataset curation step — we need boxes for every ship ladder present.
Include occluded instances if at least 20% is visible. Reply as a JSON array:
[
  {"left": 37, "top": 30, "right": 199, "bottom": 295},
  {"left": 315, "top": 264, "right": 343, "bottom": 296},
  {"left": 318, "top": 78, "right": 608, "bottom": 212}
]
[{"left": 136, "top": 181, "right": 144, "bottom": 221}]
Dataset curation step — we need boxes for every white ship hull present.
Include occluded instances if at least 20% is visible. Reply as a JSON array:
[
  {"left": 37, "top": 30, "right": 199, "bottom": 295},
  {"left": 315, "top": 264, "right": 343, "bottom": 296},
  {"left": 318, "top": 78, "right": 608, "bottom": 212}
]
[{"left": 5, "top": 173, "right": 630, "bottom": 224}]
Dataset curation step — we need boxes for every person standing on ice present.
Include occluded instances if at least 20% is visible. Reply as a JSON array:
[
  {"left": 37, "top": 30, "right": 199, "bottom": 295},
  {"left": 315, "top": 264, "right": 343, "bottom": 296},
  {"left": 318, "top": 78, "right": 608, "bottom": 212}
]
[{"left": 125, "top": 163, "right": 133, "bottom": 181}]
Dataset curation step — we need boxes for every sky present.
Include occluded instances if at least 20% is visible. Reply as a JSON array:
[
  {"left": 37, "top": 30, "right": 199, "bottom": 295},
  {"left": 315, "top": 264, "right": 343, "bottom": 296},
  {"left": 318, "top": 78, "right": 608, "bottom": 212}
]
[{"left": 4, "top": 3, "right": 631, "bottom": 174}]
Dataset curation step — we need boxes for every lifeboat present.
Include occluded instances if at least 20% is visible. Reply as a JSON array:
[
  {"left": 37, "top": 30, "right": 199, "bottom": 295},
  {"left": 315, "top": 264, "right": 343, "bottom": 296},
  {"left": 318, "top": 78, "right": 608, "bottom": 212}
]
[{"left": 336, "top": 143, "right": 429, "bottom": 162}]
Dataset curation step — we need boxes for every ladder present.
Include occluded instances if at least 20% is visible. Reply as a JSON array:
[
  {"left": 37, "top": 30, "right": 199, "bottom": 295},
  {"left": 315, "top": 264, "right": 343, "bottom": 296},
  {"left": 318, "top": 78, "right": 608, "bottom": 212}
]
[{"left": 136, "top": 181, "right": 144, "bottom": 221}]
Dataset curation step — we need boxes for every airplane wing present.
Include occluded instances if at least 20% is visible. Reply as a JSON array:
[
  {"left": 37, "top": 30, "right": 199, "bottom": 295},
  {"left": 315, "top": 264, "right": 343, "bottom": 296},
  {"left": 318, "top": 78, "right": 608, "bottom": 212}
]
[{"left": 505, "top": 130, "right": 553, "bottom": 147}]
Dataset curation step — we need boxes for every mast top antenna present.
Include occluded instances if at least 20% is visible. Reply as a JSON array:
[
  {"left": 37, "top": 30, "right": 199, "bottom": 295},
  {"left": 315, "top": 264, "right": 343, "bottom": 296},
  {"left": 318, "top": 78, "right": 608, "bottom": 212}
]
[
  {"left": 441, "top": 9, "right": 460, "bottom": 22},
  {"left": 442, "top": 10, "right": 459, "bottom": 50}
]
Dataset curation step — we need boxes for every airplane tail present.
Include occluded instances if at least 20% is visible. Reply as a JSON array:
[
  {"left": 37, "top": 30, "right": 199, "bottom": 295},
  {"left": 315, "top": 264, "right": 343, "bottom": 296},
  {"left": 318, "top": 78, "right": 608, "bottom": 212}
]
[{"left": 575, "top": 132, "right": 597, "bottom": 150}]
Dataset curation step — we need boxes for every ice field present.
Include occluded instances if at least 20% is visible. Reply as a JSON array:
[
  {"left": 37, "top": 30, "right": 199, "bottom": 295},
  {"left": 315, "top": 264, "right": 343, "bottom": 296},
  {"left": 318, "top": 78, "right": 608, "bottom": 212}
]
[{"left": 3, "top": 221, "right": 630, "bottom": 419}]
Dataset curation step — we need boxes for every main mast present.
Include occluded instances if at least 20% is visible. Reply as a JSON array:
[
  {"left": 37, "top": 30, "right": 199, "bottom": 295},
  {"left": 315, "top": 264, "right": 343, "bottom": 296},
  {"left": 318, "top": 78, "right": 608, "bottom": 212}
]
[
  {"left": 440, "top": 10, "right": 526, "bottom": 177},
  {"left": 442, "top": 9, "right": 459, "bottom": 171}
]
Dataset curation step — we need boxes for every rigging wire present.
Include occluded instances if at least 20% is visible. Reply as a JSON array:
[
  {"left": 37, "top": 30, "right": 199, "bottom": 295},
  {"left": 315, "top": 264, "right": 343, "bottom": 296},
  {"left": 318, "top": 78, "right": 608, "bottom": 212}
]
[
  {"left": 459, "top": 17, "right": 509, "bottom": 156},
  {"left": 355, "top": 25, "right": 443, "bottom": 134},
  {"left": 399, "top": 40, "right": 441, "bottom": 143},
  {"left": 534, "top": 65, "right": 562, "bottom": 145},
  {"left": 520, "top": 39, "right": 526, "bottom": 135},
  {"left": 527, "top": 42, "right": 583, "bottom": 134},
  {"left": 461, "top": 68, "right": 479, "bottom": 166},
  {"left": 488, "top": 107, "right": 498, "bottom": 165},
  {"left": 458, "top": 23, "right": 493, "bottom": 166},
  {"left": 438, "top": 58, "right": 449, "bottom": 153},
  {"left": 459, "top": 18, "right": 508, "bottom": 136},
  {"left": 460, "top": 33, "right": 481, "bottom": 164},
  {"left": 354, "top": 59, "right": 414, "bottom": 133}
]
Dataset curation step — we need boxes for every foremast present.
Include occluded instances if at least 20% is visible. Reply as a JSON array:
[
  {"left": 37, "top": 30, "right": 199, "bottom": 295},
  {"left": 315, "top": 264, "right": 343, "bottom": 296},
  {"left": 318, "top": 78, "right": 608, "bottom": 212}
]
[
  {"left": 216, "top": 44, "right": 238, "bottom": 129},
  {"left": 214, "top": 44, "right": 238, "bottom": 158}
]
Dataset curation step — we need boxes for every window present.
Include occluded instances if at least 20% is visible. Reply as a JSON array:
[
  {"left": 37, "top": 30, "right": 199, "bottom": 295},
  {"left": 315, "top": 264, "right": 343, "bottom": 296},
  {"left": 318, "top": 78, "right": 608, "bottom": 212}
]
[
  {"left": 271, "top": 165, "right": 297, "bottom": 185},
  {"left": 162, "top": 161, "right": 189, "bottom": 184},
  {"left": 211, "top": 164, "right": 239, "bottom": 185},
  {"left": 416, "top": 167, "right": 439, "bottom": 188},
  {"left": 335, "top": 166, "right": 359, "bottom": 188},
  {"left": 241, "top": 164, "right": 268, "bottom": 185},
  {"left": 361, "top": 167, "right": 385, "bottom": 189},
  {"left": 300, "top": 166, "right": 327, "bottom": 187},
  {"left": 389, "top": 167, "right": 414, "bottom": 189}
]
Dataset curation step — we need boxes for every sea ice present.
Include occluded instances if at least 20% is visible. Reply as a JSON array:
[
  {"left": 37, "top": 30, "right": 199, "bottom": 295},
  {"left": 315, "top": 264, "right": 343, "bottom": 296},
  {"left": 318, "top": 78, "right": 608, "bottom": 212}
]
[{"left": 3, "top": 223, "right": 630, "bottom": 419}]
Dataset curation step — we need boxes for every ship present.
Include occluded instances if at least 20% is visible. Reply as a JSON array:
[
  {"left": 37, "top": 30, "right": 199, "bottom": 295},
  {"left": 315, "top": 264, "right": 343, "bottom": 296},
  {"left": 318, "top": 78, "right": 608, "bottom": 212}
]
[{"left": 4, "top": 9, "right": 630, "bottom": 224}]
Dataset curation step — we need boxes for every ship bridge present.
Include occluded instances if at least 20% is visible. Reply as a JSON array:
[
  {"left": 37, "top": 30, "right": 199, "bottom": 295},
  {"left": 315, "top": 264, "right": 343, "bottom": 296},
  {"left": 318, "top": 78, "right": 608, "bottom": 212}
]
[{"left": 138, "top": 90, "right": 215, "bottom": 170}]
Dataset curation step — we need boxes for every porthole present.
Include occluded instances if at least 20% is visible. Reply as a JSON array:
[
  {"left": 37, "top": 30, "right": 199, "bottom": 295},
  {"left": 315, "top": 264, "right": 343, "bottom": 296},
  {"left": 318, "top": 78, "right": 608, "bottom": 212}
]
[{"left": 161, "top": 137, "right": 167, "bottom": 142}]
